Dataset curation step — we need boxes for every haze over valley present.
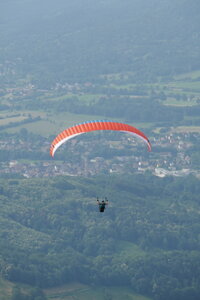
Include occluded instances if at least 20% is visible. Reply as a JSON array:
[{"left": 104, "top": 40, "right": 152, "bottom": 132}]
[{"left": 1, "top": 1, "right": 200, "bottom": 299}]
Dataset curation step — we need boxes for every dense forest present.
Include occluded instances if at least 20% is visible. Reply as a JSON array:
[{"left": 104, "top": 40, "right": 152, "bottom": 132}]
[{"left": 0, "top": 174, "right": 200, "bottom": 300}]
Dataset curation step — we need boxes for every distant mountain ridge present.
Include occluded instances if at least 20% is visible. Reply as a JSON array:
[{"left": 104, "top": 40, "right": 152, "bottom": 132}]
[{"left": 1, "top": 0, "right": 200, "bottom": 86}]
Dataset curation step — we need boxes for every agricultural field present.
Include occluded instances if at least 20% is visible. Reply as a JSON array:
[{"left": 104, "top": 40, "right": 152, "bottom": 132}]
[
  {"left": 45, "top": 283, "right": 152, "bottom": 300},
  {"left": 171, "top": 126, "right": 200, "bottom": 133},
  {"left": 0, "top": 279, "right": 153, "bottom": 300},
  {"left": 0, "top": 278, "right": 14, "bottom": 300},
  {"left": 1, "top": 69, "right": 200, "bottom": 139},
  {"left": 1, "top": 109, "right": 105, "bottom": 137}
]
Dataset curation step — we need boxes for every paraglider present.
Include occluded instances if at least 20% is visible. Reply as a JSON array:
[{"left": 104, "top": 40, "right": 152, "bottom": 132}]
[
  {"left": 50, "top": 120, "right": 151, "bottom": 212},
  {"left": 50, "top": 120, "right": 151, "bottom": 157},
  {"left": 97, "top": 197, "right": 108, "bottom": 212}
]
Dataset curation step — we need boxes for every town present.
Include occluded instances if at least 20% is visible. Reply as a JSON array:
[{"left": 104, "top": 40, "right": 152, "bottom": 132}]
[
  {"left": 1, "top": 68, "right": 200, "bottom": 180},
  {"left": 0, "top": 130, "right": 199, "bottom": 179}
]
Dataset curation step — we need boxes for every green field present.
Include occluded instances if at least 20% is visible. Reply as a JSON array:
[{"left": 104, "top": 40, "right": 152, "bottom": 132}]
[
  {"left": 0, "top": 279, "right": 152, "bottom": 300},
  {"left": 3, "top": 109, "right": 152, "bottom": 137},
  {"left": 163, "top": 97, "right": 198, "bottom": 106},
  {"left": 167, "top": 81, "right": 200, "bottom": 92},
  {"left": 0, "top": 278, "right": 14, "bottom": 300},
  {"left": 4, "top": 111, "right": 108, "bottom": 136},
  {"left": 171, "top": 126, "right": 200, "bottom": 133},
  {"left": 45, "top": 283, "right": 152, "bottom": 300},
  {"left": 174, "top": 70, "right": 200, "bottom": 80},
  {"left": 1, "top": 69, "right": 200, "bottom": 137}
]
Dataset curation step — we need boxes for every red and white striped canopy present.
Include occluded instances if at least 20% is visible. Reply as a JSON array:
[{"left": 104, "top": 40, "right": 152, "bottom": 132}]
[{"left": 50, "top": 120, "right": 151, "bottom": 157}]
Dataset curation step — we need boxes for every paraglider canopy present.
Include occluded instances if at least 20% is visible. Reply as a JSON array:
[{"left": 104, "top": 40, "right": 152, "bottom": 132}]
[{"left": 50, "top": 120, "right": 151, "bottom": 157}]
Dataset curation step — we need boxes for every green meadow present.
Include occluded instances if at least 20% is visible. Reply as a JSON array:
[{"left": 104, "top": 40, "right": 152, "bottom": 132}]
[
  {"left": 45, "top": 283, "right": 152, "bottom": 300},
  {"left": 0, "top": 277, "right": 152, "bottom": 300},
  {"left": 0, "top": 278, "right": 14, "bottom": 300}
]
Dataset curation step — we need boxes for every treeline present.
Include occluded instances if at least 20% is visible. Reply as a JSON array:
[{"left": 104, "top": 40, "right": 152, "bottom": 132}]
[
  {"left": 24, "top": 94, "right": 200, "bottom": 126},
  {"left": 0, "top": 174, "right": 200, "bottom": 299},
  {"left": 0, "top": 116, "right": 41, "bottom": 131}
]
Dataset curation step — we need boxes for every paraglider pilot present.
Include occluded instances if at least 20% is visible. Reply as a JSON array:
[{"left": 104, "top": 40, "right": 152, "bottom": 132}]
[{"left": 97, "top": 197, "right": 108, "bottom": 212}]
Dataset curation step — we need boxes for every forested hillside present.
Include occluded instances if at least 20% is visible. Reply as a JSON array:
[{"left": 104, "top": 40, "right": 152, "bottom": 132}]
[{"left": 0, "top": 174, "right": 200, "bottom": 300}]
